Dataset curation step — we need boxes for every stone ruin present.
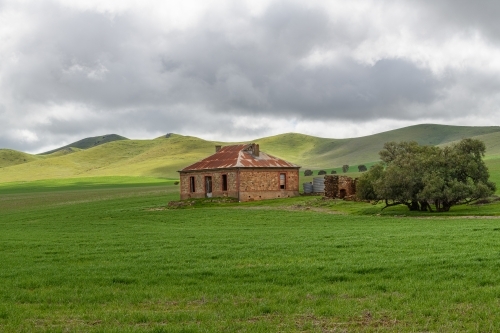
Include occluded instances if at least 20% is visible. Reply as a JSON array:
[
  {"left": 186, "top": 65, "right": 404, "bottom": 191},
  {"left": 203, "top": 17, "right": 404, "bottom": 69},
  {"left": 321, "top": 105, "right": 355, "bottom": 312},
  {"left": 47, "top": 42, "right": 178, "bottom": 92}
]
[{"left": 324, "top": 175, "right": 357, "bottom": 200}]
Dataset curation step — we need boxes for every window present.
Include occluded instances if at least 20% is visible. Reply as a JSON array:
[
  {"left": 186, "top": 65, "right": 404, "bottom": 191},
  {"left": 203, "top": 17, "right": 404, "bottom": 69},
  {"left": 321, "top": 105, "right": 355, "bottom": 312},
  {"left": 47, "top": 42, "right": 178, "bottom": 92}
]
[
  {"left": 222, "top": 174, "right": 228, "bottom": 191},
  {"left": 190, "top": 176, "right": 196, "bottom": 193},
  {"left": 280, "top": 173, "right": 286, "bottom": 189}
]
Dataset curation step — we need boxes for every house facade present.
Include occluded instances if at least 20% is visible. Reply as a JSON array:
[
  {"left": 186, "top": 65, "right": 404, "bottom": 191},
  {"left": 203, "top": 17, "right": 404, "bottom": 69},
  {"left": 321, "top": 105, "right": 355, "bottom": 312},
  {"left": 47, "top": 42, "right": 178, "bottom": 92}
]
[{"left": 179, "top": 144, "right": 300, "bottom": 201}]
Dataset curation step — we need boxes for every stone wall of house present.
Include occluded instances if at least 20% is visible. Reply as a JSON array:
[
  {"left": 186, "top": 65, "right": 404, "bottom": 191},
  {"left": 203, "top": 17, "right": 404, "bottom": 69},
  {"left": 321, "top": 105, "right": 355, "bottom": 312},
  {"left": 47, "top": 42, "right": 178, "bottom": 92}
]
[
  {"left": 239, "top": 168, "right": 299, "bottom": 201},
  {"left": 179, "top": 168, "right": 300, "bottom": 201},
  {"left": 179, "top": 170, "right": 239, "bottom": 200}
]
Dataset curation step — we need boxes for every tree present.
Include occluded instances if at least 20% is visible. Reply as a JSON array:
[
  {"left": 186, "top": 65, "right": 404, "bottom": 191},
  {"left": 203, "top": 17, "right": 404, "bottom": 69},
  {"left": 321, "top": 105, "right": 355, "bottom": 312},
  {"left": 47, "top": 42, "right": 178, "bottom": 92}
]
[
  {"left": 304, "top": 169, "right": 313, "bottom": 176},
  {"left": 357, "top": 139, "right": 496, "bottom": 212},
  {"left": 342, "top": 164, "right": 349, "bottom": 173},
  {"left": 358, "top": 165, "right": 367, "bottom": 172},
  {"left": 318, "top": 170, "right": 327, "bottom": 175},
  {"left": 355, "top": 164, "right": 384, "bottom": 201}
]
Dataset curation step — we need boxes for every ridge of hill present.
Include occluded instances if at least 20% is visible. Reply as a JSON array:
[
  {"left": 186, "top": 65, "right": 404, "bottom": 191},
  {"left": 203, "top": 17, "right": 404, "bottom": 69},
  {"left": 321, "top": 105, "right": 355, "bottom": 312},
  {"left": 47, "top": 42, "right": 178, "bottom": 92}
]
[
  {"left": 1, "top": 124, "right": 500, "bottom": 183},
  {"left": 258, "top": 124, "right": 500, "bottom": 168},
  {"left": 40, "top": 134, "right": 129, "bottom": 155}
]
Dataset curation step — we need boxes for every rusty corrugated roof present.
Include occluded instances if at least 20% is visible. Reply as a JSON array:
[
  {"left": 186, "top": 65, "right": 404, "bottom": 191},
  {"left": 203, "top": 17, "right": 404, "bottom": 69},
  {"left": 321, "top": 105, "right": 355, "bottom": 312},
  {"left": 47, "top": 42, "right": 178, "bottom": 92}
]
[{"left": 180, "top": 144, "right": 299, "bottom": 171}]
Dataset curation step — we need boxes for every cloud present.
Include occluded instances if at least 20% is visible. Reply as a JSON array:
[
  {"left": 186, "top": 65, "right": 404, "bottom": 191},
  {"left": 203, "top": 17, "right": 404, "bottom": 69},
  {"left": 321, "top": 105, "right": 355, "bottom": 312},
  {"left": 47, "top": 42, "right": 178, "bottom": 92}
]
[{"left": 0, "top": 0, "right": 500, "bottom": 153}]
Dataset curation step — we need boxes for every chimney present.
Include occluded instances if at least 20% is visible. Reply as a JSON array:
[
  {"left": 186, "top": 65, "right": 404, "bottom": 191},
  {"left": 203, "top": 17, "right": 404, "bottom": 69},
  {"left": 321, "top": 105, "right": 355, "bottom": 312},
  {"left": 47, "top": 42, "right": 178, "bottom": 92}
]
[
  {"left": 254, "top": 144, "right": 260, "bottom": 157},
  {"left": 215, "top": 145, "right": 222, "bottom": 152}
]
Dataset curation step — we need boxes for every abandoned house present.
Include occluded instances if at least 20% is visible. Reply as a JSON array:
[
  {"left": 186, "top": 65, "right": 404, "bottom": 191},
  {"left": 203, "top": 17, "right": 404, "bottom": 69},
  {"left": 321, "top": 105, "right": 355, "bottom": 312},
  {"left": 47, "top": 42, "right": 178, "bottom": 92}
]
[{"left": 178, "top": 144, "right": 300, "bottom": 202}]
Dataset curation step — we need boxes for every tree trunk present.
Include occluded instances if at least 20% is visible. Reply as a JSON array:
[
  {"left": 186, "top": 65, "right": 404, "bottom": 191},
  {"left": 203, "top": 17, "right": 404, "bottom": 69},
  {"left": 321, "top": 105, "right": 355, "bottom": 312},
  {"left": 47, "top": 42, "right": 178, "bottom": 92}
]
[
  {"left": 409, "top": 201, "right": 420, "bottom": 211},
  {"left": 442, "top": 201, "right": 451, "bottom": 212},
  {"left": 419, "top": 201, "right": 430, "bottom": 211}
]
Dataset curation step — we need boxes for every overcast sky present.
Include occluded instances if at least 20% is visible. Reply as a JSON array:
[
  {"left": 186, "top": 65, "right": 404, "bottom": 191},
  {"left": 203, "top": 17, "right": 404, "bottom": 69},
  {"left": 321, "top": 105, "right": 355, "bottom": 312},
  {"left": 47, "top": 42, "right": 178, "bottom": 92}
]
[{"left": 1, "top": 0, "right": 500, "bottom": 153}]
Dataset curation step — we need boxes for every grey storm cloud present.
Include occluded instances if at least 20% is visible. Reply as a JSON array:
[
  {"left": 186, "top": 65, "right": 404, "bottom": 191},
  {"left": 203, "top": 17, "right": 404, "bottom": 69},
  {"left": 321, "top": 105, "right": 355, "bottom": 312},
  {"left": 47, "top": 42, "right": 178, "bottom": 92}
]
[
  {"left": 1, "top": 0, "right": 500, "bottom": 152},
  {"left": 4, "top": 2, "right": 440, "bottom": 116},
  {"left": 418, "top": 0, "right": 500, "bottom": 39}
]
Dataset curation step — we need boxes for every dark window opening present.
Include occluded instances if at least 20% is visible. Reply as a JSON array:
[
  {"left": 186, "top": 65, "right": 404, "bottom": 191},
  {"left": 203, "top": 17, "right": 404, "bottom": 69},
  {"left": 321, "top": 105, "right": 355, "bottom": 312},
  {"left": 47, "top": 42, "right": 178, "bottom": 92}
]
[
  {"left": 190, "top": 176, "right": 196, "bottom": 193},
  {"left": 280, "top": 173, "right": 286, "bottom": 189},
  {"left": 222, "top": 174, "right": 228, "bottom": 191}
]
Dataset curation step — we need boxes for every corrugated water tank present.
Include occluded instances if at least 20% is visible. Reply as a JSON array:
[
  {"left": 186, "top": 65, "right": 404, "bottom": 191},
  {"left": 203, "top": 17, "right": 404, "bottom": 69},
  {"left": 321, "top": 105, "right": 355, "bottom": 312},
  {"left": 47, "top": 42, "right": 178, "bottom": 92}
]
[
  {"left": 303, "top": 182, "right": 313, "bottom": 193},
  {"left": 313, "top": 177, "right": 325, "bottom": 193}
]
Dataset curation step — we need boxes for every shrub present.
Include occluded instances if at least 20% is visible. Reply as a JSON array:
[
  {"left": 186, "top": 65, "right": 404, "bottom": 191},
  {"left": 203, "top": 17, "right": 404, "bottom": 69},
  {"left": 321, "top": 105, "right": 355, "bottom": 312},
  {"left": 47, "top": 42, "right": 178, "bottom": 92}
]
[
  {"left": 304, "top": 169, "right": 313, "bottom": 176},
  {"left": 318, "top": 170, "right": 327, "bottom": 175}
]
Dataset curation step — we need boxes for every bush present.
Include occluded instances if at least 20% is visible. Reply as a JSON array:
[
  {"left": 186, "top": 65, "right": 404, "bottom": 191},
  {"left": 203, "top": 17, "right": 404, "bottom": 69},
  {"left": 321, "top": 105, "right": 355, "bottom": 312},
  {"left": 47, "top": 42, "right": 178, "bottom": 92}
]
[
  {"left": 304, "top": 169, "right": 313, "bottom": 176},
  {"left": 174, "top": 181, "right": 179, "bottom": 185},
  {"left": 342, "top": 165, "right": 349, "bottom": 173},
  {"left": 331, "top": 170, "right": 337, "bottom": 174},
  {"left": 318, "top": 170, "right": 327, "bottom": 175}
]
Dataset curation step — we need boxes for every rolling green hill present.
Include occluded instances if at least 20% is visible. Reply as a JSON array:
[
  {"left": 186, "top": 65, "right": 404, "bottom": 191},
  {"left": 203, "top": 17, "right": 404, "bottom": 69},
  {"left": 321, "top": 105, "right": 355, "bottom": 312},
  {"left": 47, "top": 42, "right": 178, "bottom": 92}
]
[
  {"left": 259, "top": 124, "right": 500, "bottom": 168},
  {"left": 1, "top": 124, "right": 499, "bottom": 183},
  {"left": 0, "top": 149, "right": 40, "bottom": 168}
]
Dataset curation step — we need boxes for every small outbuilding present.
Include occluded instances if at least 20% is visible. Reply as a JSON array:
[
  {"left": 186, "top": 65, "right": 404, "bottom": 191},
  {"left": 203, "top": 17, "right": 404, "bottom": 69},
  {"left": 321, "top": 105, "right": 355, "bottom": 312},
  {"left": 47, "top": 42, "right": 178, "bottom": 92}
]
[{"left": 178, "top": 143, "right": 300, "bottom": 201}]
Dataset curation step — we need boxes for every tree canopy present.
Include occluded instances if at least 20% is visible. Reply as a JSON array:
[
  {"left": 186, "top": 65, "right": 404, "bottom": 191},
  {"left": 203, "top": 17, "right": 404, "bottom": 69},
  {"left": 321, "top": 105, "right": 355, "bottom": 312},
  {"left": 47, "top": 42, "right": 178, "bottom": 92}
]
[{"left": 356, "top": 138, "right": 496, "bottom": 212}]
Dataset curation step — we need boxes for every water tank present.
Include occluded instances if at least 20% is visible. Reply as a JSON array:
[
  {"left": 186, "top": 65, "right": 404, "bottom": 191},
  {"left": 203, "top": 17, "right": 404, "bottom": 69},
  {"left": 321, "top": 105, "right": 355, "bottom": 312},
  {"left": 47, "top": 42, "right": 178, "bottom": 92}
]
[
  {"left": 303, "top": 182, "right": 313, "bottom": 194},
  {"left": 313, "top": 177, "right": 325, "bottom": 193}
]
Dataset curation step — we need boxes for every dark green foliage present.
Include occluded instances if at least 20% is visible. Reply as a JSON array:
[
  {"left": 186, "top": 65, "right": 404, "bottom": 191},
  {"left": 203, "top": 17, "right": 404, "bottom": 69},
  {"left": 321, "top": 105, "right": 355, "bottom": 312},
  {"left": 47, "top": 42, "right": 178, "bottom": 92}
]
[
  {"left": 304, "top": 169, "right": 313, "bottom": 176},
  {"left": 342, "top": 164, "right": 349, "bottom": 173},
  {"left": 358, "top": 165, "right": 367, "bottom": 172},
  {"left": 331, "top": 170, "right": 337, "bottom": 174},
  {"left": 356, "top": 164, "right": 384, "bottom": 201},
  {"left": 317, "top": 170, "right": 326, "bottom": 175},
  {"left": 357, "top": 139, "right": 496, "bottom": 211}
]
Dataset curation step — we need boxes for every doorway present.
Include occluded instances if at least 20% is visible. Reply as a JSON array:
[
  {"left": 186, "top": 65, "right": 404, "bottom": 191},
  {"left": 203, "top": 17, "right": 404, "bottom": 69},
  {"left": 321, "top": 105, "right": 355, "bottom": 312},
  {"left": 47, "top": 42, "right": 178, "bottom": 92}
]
[{"left": 205, "top": 176, "right": 213, "bottom": 198}]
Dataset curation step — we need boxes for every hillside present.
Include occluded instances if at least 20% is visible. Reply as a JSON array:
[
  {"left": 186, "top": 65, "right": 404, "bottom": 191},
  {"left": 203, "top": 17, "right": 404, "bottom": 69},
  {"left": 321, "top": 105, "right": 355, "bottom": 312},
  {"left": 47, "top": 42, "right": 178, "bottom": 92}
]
[
  {"left": 40, "top": 134, "right": 128, "bottom": 155},
  {"left": 259, "top": 124, "right": 500, "bottom": 168},
  {"left": 1, "top": 124, "right": 500, "bottom": 183},
  {"left": 0, "top": 149, "right": 40, "bottom": 168}
]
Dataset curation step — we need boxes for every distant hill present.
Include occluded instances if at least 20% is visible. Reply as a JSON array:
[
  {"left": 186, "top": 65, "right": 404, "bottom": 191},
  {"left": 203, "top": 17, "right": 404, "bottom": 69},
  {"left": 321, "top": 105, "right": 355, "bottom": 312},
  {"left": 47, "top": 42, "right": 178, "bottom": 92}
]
[
  {"left": 0, "top": 149, "right": 40, "bottom": 168},
  {"left": 1, "top": 124, "right": 500, "bottom": 183},
  {"left": 40, "top": 134, "right": 129, "bottom": 155},
  {"left": 258, "top": 124, "right": 500, "bottom": 168}
]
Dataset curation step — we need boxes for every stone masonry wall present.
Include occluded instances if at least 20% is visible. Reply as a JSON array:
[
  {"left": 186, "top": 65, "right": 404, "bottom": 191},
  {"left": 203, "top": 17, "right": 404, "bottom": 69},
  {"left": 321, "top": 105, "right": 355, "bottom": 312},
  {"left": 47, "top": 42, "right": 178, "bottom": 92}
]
[
  {"left": 324, "top": 175, "right": 357, "bottom": 199},
  {"left": 239, "top": 168, "right": 299, "bottom": 201},
  {"left": 180, "top": 168, "right": 300, "bottom": 201},
  {"left": 180, "top": 170, "right": 238, "bottom": 200}
]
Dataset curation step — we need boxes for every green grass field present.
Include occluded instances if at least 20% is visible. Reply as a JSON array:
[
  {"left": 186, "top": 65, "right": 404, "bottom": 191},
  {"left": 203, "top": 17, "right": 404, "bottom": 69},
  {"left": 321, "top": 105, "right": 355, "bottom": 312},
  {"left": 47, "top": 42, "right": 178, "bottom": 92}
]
[{"left": 2, "top": 178, "right": 500, "bottom": 332}]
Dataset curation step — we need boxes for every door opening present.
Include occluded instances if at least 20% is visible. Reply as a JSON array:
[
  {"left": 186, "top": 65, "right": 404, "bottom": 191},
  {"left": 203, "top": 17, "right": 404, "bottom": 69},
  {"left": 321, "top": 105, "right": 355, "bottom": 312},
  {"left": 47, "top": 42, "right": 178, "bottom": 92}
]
[{"left": 205, "top": 176, "right": 213, "bottom": 198}]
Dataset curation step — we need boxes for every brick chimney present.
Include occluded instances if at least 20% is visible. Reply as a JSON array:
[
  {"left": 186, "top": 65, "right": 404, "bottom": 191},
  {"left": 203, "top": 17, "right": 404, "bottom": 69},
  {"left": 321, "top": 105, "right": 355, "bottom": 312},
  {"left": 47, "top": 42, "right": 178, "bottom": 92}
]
[
  {"left": 215, "top": 145, "right": 222, "bottom": 152},
  {"left": 254, "top": 144, "right": 260, "bottom": 157}
]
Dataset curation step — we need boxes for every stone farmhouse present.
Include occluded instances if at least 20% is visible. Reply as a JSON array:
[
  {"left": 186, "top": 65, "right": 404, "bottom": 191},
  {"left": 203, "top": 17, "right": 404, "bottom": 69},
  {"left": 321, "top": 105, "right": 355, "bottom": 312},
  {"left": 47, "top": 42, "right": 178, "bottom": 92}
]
[{"left": 179, "top": 144, "right": 300, "bottom": 202}]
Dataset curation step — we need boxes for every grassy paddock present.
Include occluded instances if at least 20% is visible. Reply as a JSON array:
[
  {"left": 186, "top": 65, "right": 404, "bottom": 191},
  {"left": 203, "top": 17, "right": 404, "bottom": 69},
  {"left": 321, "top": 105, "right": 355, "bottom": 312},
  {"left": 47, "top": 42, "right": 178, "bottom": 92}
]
[
  {"left": 0, "top": 176, "right": 175, "bottom": 194},
  {"left": 2, "top": 181, "right": 500, "bottom": 332}
]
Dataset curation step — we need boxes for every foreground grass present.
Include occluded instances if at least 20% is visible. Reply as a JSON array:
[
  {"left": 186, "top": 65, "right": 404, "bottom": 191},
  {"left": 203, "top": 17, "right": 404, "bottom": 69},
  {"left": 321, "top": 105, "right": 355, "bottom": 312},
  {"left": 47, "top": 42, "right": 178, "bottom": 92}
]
[{"left": 2, "top": 181, "right": 500, "bottom": 332}]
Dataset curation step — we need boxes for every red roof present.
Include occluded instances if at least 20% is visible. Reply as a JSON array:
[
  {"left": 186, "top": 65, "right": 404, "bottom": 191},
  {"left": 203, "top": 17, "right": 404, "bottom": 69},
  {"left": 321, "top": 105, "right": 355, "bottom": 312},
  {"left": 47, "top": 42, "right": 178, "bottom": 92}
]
[{"left": 180, "top": 144, "right": 299, "bottom": 171}]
